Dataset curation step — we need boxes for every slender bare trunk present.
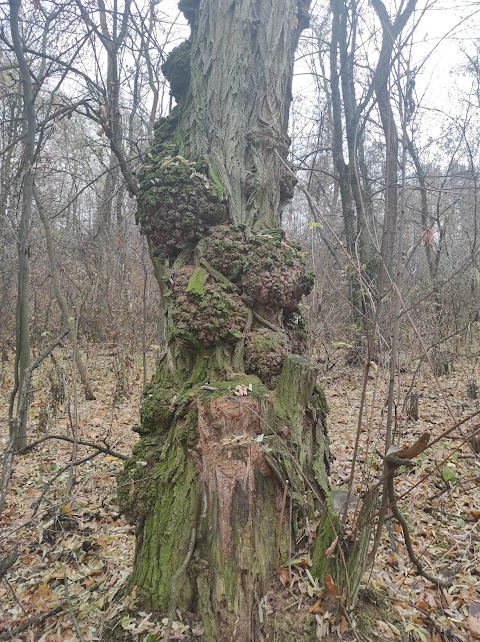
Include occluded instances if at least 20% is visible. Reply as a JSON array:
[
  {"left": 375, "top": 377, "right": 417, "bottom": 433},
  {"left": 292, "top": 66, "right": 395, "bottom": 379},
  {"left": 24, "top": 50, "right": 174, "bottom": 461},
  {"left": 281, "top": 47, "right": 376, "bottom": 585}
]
[
  {"left": 33, "top": 184, "right": 95, "bottom": 400},
  {"left": 8, "top": 0, "right": 35, "bottom": 450}
]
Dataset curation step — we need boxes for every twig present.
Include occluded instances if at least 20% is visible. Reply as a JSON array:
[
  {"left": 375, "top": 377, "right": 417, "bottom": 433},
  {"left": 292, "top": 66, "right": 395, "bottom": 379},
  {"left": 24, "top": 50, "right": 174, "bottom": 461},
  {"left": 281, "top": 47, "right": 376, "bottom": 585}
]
[
  {"left": 64, "top": 574, "right": 86, "bottom": 642},
  {"left": 4, "top": 576, "right": 29, "bottom": 620},
  {"left": 340, "top": 606, "right": 364, "bottom": 642},
  {"left": 385, "top": 458, "right": 453, "bottom": 587},
  {"left": 381, "top": 594, "right": 449, "bottom": 638},
  {"left": 199, "top": 257, "right": 240, "bottom": 292},
  {"left": 66, "top": 329, "right": 79, "bottom": 496},
  {"left": 0, "top": 329, "right": 70, "bottom": 515},
  {"left": 19, "top": 434, "right": 128, "bottom": 460},
  {"left": 0, "top": 603, "right": 66, "bottom": 640},
  {"left": 252, "top": 311, "right": 284, "bottom": 334},
  {"left": 31, "top": 451, "right": 103, "bottom": 513}
]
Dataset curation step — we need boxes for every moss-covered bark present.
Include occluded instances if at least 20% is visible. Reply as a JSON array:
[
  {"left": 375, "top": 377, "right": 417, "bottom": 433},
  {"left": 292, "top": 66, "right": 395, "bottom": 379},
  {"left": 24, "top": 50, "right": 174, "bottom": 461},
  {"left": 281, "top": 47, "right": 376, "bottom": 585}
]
[{"left": 112, "top": 0, "right": 373, "bottom": 639}]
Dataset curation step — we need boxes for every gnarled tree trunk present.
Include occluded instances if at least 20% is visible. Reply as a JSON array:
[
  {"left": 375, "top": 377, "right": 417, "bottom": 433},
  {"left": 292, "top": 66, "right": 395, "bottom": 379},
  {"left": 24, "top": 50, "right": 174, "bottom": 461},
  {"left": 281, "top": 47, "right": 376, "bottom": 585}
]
[{"left": 114, "top": 1, "right": 373, "bottom": 639}]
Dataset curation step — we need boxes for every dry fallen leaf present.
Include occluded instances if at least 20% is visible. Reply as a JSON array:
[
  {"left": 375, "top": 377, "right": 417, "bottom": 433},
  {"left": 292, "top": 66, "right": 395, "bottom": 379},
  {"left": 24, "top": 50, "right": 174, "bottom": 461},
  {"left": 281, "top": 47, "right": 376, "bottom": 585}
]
[
  {"left": 290, "top": 557, "right": 312, "bottom": 568},
  {"left": 325, "top": 535, "right": 339, "bottom": 558},
  {"left": 325, "top": 574, "right": 338, "bottom": 596},
  {"left": 233, "top": 384, "right": 248, "bottom": 396},
  {"left": 278, "top": 566, "right": 289, "bottom": 586},
  {"left": 309, "top": 599, "right": 323, "bottom": 614}
]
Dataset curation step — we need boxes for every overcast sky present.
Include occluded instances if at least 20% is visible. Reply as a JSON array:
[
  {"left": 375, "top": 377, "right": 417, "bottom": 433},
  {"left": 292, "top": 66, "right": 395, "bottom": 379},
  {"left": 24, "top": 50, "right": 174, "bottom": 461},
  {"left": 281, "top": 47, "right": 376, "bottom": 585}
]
[{"left": 158, "top": 0, "right": 480, "bottom": 139}]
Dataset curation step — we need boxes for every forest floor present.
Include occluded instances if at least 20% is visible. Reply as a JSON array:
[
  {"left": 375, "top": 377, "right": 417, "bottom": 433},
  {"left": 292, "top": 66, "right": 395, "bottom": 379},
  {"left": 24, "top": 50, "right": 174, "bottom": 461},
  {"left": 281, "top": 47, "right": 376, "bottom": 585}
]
[{"left": 0, "top": 343, "right": 479, "bottom": 641}]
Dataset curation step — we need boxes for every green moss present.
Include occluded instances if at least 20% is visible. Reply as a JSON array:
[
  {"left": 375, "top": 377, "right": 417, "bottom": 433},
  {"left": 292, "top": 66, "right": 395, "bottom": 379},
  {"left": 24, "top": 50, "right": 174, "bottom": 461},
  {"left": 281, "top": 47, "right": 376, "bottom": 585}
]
[
  {"left": 147, "top": 110, "right": 180, "bottom": 161},
  {"left": 245, "top": 329, "right": 287, "bottom": 381},
  {"left": 311, "top": 492, "right": 339, "bottom": 580},
  {"left": 198, "top": 225, "right": 248, "bottom": 282},
  {"left": 117, "top": 434, "right": 166, "bottom": 524},
  {"left": 140, "top": 384, "right": 178, "bottom": 435},
  {"left": 207, "top": 165, "right": 225, "bottom": 201},
  {"left": 186, "top": 267, "right": 208, "bottom": 294},
  {"left": 311, "top": 487, "right": 376, "bottom": 609},
  {"left": 136, "top": 155, "right": 227, "bottom": 258},
  {"left": 301, "top": 270, "right": 315, "bottom": 293},
  {"left": 241, "top": 231, "right": 314, "bottom": 311},
  {"left": 171, "top": 266, "right": 248, "bottom": 347},
  {"left": 131, "top": 413, "right": 200, "bottom": 612}
]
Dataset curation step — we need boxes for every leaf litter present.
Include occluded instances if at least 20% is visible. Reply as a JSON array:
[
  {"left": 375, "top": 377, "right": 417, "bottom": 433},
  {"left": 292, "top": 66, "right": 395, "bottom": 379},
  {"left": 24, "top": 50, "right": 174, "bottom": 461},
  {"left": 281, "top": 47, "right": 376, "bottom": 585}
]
[{"left": 0, "top": 346, "right": 479, "bottom": 640}]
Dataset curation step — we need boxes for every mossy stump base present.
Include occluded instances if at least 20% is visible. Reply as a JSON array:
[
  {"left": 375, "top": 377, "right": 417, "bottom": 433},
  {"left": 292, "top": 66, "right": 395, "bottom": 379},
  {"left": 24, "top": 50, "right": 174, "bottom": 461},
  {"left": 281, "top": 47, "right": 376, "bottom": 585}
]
[{"left": 114, "top": 353, "right": 331, "bottom": 641}]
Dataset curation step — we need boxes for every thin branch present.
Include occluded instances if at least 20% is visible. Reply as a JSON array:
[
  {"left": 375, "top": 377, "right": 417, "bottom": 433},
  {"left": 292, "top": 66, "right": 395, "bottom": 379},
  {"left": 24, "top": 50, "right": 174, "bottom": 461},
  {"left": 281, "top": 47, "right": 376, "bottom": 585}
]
[
  {"left": 0, "top": 603, "right": 66, "bottom": 641},
  {"left": 19, "top": 434, "right": 128, "bottom": 460},
  {"left": 0, "top": 329, "right": 70, "bottom": 515}
]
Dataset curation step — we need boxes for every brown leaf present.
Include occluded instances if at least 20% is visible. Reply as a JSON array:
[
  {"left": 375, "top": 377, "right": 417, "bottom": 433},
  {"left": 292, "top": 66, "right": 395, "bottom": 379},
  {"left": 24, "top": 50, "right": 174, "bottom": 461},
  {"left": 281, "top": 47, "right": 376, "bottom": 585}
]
[
  {"left": 326, "top": 535, "right": 338, "bottom": 558},
  {"left": 467, "top": 615, "right": 480, "bottom": 638},
  {"left": 278, "top": 566, "right": 289, "bottom": 586},
  {"left": 325, "top": 574, "right": 338, "bottom": 596},
  {"left": 394, "top": 432, "right": 430, "bottom": 460},
  {"left": 309, "top": 599, "right": 322, "bottom": 614},
  {"left": 339, "top": 616, "right": 349, "bottom": 633}
]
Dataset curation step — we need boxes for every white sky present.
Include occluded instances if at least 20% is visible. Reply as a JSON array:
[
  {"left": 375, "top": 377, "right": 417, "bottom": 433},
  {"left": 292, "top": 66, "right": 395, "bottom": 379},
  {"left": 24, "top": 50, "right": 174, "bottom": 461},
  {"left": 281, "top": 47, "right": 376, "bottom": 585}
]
[
  {"left": 158, "top": 0, "right": 480, "bottom": 138},
  {"left": 410, "top": 1, "right": 480, "bottom": 108}
]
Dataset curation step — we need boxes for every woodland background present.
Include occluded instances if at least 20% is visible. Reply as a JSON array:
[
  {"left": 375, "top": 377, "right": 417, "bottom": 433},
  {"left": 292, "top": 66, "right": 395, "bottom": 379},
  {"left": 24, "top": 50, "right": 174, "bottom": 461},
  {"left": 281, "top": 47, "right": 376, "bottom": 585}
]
[{"left": 0, "top": 0, "right": 479, "bottom": 640}]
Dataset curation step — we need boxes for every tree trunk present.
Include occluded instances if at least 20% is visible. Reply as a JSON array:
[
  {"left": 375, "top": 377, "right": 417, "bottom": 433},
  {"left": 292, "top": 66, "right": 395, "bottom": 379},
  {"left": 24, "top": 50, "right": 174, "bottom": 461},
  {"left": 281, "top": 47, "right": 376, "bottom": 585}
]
[
  {"left": 114, "top": 1, "right": 373, "bottom": 638},
  {"left": 370, "top": 0, "right": 417, "bottom": 278},
  {"left": 8, "top": 0, "right": 35, "bottom": 451},
  {"left": 33, "top": 184, "right": 96, "bottom": 401}
]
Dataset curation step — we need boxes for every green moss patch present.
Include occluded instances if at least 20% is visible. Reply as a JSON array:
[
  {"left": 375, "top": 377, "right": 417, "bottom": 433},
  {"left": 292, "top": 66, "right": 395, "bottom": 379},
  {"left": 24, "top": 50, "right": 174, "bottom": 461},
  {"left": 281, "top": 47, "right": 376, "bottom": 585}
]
[
  {"left": 117, "top": 434, "right": 166, "bottom": 525},
  {"left": 245, "top": 328, "right": 288, "bottom": 382},
  {"left": 241, "top": 231, "right": 314, "bottom": 311},
  {"left": 171, "top": 266, "right": 249, "bottom": 347},
  {"left": 186, "top": 267, "right": 208, "bottom": 294},
  {"left": 198, "top": 225, "right": 249, "bottom": 282},
  {"left": 137, "top": 156, "right": 227, "bottom": 257}
]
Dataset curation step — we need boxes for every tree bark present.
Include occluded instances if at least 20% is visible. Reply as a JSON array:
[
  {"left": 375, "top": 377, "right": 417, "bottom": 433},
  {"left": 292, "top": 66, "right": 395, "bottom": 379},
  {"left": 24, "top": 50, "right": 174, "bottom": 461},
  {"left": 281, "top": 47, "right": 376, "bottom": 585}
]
[
  {"left": 8, "top": 0, "right": 35, "bottom": 451},
  {"left": 370, "top": 0, "right": 417, "bottom": 276},
  {"left": 113, "top": 1, "right": 373, "bottom": 639}
]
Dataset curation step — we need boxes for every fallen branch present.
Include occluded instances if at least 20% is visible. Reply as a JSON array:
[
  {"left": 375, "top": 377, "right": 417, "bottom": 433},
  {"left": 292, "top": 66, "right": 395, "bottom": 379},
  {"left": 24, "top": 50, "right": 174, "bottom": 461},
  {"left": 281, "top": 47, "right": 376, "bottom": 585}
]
[
  {"left": 385, "top": 433, "right": 453, "bottom": 588},
  {"left": 0, "top": 548, "right": 18, "bottom": 581},
  {"left": 0, "top": 603, "right": 66, "bottom": 640},
  {"left": 19, "top": 434, "right": 128, "bottom": 461}
]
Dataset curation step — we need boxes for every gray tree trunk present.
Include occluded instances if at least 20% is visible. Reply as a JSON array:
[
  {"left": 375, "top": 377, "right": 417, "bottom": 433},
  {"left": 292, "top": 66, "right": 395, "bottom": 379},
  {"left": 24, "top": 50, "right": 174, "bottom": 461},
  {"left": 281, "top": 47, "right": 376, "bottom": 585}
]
[
  {"left": 8, "top": 0, "right": 34, "bottom": 451},
  {"left": 33, "top": 184, "right": 95, "bottom": 401},
  {"left": 111, "top": 1, "right": 373, "bottom": 639}
]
